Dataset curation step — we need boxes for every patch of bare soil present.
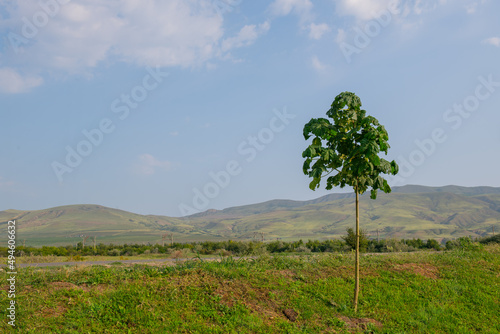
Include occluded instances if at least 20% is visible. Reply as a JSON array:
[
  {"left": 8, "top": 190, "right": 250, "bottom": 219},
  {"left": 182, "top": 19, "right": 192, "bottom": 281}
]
[
  {"left": 213, "top": 278, "right": 285, "bottom": 322},
  {"left": 392, "top": 263, "right": 439, "bottom": 279},
  {"left": 40, "top": 304, "right": 67, "bottom": 318},
  {"left": 338, "top": 315, "right": 383, "bottom": 333},
  {"left": 266, "top": 269, "right": 298, "bottom": 281},
  {"left": 283, "top": 308, "right": 298, "bottom": 322}
]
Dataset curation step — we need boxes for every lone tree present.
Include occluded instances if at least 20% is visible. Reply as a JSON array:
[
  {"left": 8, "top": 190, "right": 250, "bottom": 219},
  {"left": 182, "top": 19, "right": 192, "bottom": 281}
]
[{"left": 302, "top": 91, "right": 399, "bottom": 312}]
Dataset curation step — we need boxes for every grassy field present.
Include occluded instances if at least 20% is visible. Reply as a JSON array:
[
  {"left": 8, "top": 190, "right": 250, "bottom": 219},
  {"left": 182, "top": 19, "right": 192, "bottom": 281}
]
[{"left": 1, "top": 245, "right": 499, "bottom": 333}]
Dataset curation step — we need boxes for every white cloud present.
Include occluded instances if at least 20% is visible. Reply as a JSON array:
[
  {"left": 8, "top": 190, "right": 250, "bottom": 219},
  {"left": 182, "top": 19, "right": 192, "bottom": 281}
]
[
  {"left": 200, "top": 123, "right": 212, "bottom": 129},
  {"left": 482, "top": 37, "right": 500, "bottom": 47},
  {"left": 336, "top": 28, "right": 347, "bottom": 44},
  {"left": 135, "top": 154, "right": 172, "bottom": 175},
  {"left": 268, "top": 0, "right": 313, "bottom": 23},
  {"left": 411, "top": 0, "right": 449, "bottom": 15},
  {"left": 0, "top": 67, "right": 43, "bottom": 94},
  {"left": 413, "top": 0, "right": 424, "bottom": 14},
  {"left": 311, "top": 56, "right": 327, "bottom": 71},
  {"left": 464, "top": 0, "right": 488, "bottom": 14},
  {"left": 308, "top": 23, "right": 330, "bottom": 40},
  {"left": 269, "top": 0, "right": 313, "bottom": 16},
  {"left": 221, "top": 22, "right": 270, "bottom": 52},
  {"left": 465, "top": 3, "right": 477, "bottom": 13},
  {"left": 336, "top": 0, "right": 400, "bottom": 21},
  {"left": 0, "top": 0, "right": 268, "bottom": 91}
]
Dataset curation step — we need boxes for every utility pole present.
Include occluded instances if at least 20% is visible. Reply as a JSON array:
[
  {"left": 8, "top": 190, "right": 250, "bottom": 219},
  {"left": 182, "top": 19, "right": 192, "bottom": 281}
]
[
  {"left": 376, "top": 229, "right": 379, "bottom": 243},
  {"left": 162, "top": 233, "right": 174, "bottom": 247},
  {"left": 252, "top": 232, "right": 265, "bottom": 242},
  {"left": 81, "top": 235, "right": 90, "bottom": 249},
  {"left": 23, "top": 239, "right": 26, "bottom": 248},
  {"left": 93, "top": 236, "right": 97, "bottom": 252}
]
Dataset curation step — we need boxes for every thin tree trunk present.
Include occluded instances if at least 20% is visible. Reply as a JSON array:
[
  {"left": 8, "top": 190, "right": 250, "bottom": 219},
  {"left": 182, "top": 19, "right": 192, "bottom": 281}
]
[{"left": 353, "top": 188, "right": 360, "bottom": 312}]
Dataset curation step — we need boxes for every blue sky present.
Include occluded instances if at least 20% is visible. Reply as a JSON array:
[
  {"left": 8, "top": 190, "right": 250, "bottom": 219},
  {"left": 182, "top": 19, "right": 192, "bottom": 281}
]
[{"left": 1, "top": 0, "right": 499, "bottom": 216}]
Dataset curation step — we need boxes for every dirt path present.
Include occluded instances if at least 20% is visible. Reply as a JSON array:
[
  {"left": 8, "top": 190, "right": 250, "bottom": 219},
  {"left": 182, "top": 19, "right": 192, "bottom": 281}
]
[
  {"left": 0, "top": 257, "right": 220, "bottom": 268},
  {"left": 0, "top": 252, "right": 427, "bottom": 268}
]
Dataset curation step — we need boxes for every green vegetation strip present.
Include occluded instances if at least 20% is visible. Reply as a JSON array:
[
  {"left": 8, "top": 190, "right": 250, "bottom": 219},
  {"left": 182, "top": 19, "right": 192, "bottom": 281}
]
[{"left": 1, "top": 246, "right": 499, "bottom": 333}]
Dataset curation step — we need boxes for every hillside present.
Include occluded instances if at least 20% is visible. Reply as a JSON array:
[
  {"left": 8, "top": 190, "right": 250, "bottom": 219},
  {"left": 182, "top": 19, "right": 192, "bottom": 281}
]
[
  {"left": 1, "top": 185, "right": 499, "bottom": 246},
  {"left": 0, "top": 205, "right": 194, "bottom": 246}
]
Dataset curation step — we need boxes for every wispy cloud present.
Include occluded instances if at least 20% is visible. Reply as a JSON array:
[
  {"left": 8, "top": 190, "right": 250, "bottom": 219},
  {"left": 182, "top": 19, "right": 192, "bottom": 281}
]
[
  {"left": 335, "top": 29, "right": 347, "bottom": 44},
  {"left": 0, "top": 67, "right": 43, "bottom": 94},
  {"left": 221, "top": 22, "right": 270, "bottom": 52},
  {"left": 134, "top": 154, "right": 172, "bottom": 175},
  {"left": 482, "top": 37, "right": 500, "bottom": 47},
  {"left": 200, "top": 123, "right": 212, "bottom": 129},
  {"left": 268, "top": 0, "right": 313, "bottom": 23},
  {"left": 465, "top": 3, "right": 477, "bottom": 14},
  {"left": 308, "top": 23, "right": 330, "bottom": 40},
  {"left": 336, "top": 0, "right": 401, "bottom": 21},
  {"left": 335, "top": 0, "right": 454, "bottom": 22},
  {"left": 464, "top": 0, "right": 488, "bottom": 14},
  {"left": 311, "top": 55, "right": 328, "bottom": 71}
]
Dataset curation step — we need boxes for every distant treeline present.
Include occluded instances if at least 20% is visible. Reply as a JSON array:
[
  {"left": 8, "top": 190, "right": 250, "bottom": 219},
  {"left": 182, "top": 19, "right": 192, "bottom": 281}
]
[{"left": 1, "top": 234, "right": 498, "bottom": 257}]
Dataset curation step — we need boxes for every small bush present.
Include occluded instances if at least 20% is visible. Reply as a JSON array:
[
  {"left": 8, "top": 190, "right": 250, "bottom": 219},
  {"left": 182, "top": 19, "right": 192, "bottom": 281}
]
[
  {"left": 479, "top": 234, "right": 500, "bottom": 245},
  {"left": 66, "top": 255, "right": 85, "bottom": 262},
  {"left": 108, "top": 249, "right": 121, "bottom": 256},
  {"left": 446, "top": 237, "right": 483, "bottom": 251},
  {"left": 295, "top": 245, "right": 311, "bottom": 253},
  {"left": 217, "top": 248, "right": 232, "bottom": 256}
]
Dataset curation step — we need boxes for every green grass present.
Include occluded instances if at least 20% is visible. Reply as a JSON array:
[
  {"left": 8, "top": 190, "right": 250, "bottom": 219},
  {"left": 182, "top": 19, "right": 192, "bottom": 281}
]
[{"left": 1, "top": 245, "right": 499, "bottom": 333}]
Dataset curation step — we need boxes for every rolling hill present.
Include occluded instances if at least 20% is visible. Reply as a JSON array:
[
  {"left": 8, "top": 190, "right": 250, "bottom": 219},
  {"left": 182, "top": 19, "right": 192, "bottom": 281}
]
[{"left": 1, "top": 185, "right": 499, "bottom": 246}]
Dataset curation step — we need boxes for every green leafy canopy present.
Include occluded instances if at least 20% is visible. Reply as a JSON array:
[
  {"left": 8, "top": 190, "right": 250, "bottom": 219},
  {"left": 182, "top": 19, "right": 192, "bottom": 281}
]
[{"left": 302, "top": 91, "right": 399, "bottom": 199}]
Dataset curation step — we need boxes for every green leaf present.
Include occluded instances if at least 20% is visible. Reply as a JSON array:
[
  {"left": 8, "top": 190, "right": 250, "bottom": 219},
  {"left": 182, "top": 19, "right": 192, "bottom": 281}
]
[
  {"left": 302, "top": 159, "right": 311, "bottom": 174},
  {"left": 309, "top": 178, "right": 320, "bottom": 190},
  {"left": 383, "top": 179, "right": 391, "bottom": 193},
  {"left": 391, "top": 160, "right": 399, "bottom": 175}
]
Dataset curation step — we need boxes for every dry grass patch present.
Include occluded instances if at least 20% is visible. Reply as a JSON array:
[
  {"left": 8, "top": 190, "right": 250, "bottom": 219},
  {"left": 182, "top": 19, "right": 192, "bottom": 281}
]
[
  {"left": 39, "top": 304, "right": 67, "bottom": 318},
  {"left": 301, "top": 265, "right": 380, "bottom": 282},
  {"left": 338, "top": 315, "right": 383, "bottom": 333},
  {"left": 213, "top": 278, "right": 285, "bottom": 322},
  {"left": 391, "top": 262, "right": 440, "bottom": 279}
]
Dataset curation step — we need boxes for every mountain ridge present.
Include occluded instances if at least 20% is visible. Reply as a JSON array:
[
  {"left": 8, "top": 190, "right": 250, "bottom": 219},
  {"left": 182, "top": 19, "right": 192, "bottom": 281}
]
[
  {"left": 1, "top": 185, "right": 499, "bottom": 246},
  {"left": 189, "top": 184, "right": 500, "bottom": 218}
]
